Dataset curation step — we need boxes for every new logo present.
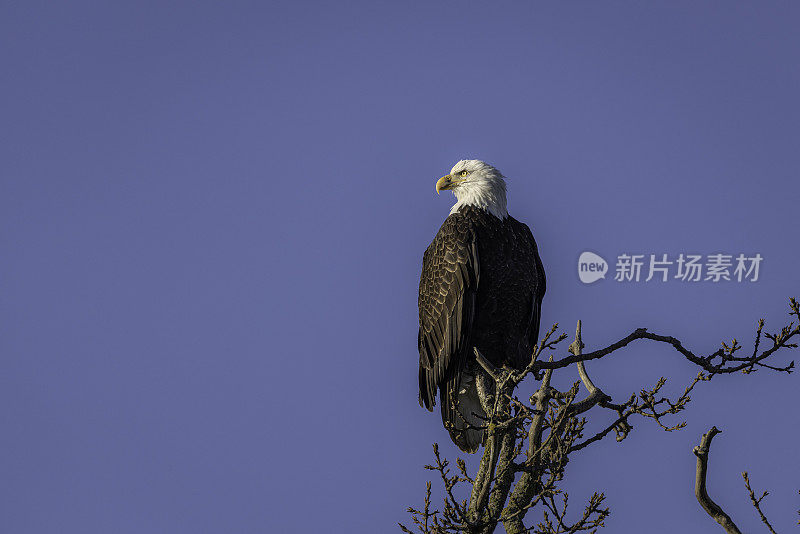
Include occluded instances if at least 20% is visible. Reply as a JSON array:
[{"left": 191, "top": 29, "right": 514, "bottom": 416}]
[{"left": 578, "top": 252, "right": 608, "bottom": 284}]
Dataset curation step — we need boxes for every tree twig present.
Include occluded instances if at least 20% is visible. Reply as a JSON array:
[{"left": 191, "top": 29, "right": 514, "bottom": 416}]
[{"left": 742, "top": 472, "right": 778, "bottom": 534}]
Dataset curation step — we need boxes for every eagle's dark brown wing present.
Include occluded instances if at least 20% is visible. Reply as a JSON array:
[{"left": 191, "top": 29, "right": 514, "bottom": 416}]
[{"left": 417, "top": 213, "right": 479, "bottom": 412}]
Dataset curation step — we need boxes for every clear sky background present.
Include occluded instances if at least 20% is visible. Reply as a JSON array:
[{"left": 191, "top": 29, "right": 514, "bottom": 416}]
[{"left": 2, "top": 2, "right": 798, "bottom": 533}]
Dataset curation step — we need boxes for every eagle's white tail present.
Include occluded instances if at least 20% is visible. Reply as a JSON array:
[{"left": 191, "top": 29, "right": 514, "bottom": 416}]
[{"left": 441, "top": 371, "right": 486, "bottom": 453}]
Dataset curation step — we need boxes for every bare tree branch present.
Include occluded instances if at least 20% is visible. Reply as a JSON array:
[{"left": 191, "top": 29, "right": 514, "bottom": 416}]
[
  {"left": 403, "top": 299, "right": 799, "bottom": 533},
  {"left": 693, "top": 427, "right": 742, "bottom": 534}
]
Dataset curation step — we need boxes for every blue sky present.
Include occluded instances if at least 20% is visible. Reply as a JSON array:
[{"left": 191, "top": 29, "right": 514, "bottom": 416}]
[{"left": 1, "top": 2, "right": 798, "bottom": 532}]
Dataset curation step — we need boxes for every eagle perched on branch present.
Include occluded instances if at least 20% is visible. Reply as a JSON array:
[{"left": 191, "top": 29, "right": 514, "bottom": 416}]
[{"left": 418, "top": 160, "right": 546, "bottom": 453}]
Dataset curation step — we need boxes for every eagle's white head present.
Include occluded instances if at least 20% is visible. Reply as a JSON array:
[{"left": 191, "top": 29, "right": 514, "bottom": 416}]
[{"left": 436, "top": 159, "right": 508, "bottom": 219}]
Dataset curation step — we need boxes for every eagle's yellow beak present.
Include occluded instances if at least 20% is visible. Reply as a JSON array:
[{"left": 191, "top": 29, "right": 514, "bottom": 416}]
[
  {"left": 436, "top": 174, "right": 464, "bottom": 195},
  {"left": 436, "top": 174, "right": 467, "bottom": 194},
  {"left": 436, "top": 175, "right": 453, "bottom": 194}
]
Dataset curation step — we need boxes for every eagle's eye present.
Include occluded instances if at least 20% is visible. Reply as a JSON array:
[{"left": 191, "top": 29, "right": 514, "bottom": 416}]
[{"left": 459, "top": 170, "right": 469, "bottom": 178}]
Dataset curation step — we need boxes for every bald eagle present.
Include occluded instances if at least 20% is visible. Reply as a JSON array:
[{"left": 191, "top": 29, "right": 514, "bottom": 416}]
[{"left": 418, "top": 160, "right": 546, "bottom": 453}]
